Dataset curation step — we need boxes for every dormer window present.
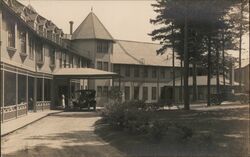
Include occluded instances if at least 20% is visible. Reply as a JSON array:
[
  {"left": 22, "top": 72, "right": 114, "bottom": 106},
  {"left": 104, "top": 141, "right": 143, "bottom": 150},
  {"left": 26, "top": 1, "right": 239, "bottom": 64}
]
[
  {"left": 97, "top": 40, "right": 109, "bottom": 53},
  {"left": 38, "top": 25, "right": 43, "bottom": 35},
  {"left": 47, "top": 30, "right": 52, "bottom": 40}
]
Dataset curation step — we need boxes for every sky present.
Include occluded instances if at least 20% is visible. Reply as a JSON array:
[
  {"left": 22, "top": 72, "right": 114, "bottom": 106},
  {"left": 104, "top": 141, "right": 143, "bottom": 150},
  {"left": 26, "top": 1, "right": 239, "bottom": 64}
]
[{"left": 19, "top": 0, "right": 249, "bottom": 67}]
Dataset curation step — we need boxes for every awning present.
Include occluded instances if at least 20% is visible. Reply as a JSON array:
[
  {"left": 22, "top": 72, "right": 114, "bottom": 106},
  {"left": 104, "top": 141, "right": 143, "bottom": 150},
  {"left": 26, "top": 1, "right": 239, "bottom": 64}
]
[{"left": 53, "top": 68, "right": 121, "bottom": 79}]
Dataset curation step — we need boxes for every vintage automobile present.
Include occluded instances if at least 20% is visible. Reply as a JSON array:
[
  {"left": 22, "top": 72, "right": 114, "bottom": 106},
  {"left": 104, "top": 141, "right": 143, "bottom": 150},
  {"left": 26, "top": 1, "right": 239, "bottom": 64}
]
[
  {"left": 72, "top": 90, "right": 96, "bottom": 111},
  {"left": 211, "top": 90, "right": 249, "bottom": 105}
]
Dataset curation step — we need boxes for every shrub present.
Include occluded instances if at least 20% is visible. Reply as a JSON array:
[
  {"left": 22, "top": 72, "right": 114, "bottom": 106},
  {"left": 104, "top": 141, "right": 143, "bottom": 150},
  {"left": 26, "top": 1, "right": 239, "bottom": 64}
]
[
  {"left": 148, "top": 120, "right": 168, "bottom": 141},
  {"left": 124, "top": 110, "right": 150, "bottom": 134},
  {"left": 175, "top": 124, "right": 194, "bottom": 141}
]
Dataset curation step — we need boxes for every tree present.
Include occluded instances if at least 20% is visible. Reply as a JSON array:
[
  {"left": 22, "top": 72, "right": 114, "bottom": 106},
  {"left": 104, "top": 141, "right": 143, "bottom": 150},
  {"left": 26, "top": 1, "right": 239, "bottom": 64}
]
[{"left": 150, "top": 0, "right": 241, "bottom": 108}]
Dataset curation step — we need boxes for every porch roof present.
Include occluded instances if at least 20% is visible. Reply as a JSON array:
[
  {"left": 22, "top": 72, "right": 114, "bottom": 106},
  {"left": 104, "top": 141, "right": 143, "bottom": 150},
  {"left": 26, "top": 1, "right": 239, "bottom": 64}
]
[{"left": 53, "top": 68, "right": 120, "bottom": 79}]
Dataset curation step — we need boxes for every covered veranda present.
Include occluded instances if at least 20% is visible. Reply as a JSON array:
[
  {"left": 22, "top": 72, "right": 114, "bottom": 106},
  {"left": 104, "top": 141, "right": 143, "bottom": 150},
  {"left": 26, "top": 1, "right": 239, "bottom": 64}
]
[{"left": 52, "top": 68, "right": 121, "bottom": 108}]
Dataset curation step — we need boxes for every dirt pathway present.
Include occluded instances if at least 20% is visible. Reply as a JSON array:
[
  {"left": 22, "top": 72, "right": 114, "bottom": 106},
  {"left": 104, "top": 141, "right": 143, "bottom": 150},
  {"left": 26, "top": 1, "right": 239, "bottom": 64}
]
[{"left": 1, "top": 112, "right": 125, "bottom": 157}]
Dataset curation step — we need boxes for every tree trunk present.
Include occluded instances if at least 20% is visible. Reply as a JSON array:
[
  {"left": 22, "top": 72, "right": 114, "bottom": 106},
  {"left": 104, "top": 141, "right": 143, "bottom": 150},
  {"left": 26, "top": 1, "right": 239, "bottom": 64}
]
[
  {"left": 192, "top": 62, "right": 197, "bottom": 102},
  {"left": 180, "top": 60, "right": 183, "bottom": 103},
  {"left": 172, "top": 24, "right": 175, "bottom": 105},
  {"left": 216, "top": 45, "right": 220, "bottom": 94},
  {"left": 222, "top": 30, "right": 225, "bottom": 90},
  {"left": 184, "top": 2, "right": 190, "bottom": 110},
  {"left": 207, "top": 35, "right": 211, "bottom": 107},
  {"left": 239, "top": 1, "right": 243, "bottom": 92}
]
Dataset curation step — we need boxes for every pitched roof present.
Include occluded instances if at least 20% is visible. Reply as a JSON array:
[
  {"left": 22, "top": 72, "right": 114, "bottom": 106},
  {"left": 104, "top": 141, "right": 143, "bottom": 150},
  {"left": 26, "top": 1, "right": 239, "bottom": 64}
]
[
  {"left": 72, "top": 12, "right": 114, "bottom": 41},
  {"left": 112, "top": 40, "right": 181, "bottom": 67},
  {"left": 53, "top": 68, "right": 119, "bottom": 78},
  {"left": 166, "top": 75, "right": 240, "bottom": 86}
]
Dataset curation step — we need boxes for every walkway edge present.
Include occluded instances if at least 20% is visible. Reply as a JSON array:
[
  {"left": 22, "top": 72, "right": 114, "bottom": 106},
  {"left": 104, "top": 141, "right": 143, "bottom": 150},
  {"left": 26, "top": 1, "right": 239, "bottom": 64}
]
[{"left": 1, "top": 111, "right": 63, "bottom": 137}]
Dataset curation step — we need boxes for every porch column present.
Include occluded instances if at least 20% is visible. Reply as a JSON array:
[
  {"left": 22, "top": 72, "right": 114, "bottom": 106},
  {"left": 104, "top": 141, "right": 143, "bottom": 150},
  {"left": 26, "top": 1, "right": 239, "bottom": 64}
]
[
  {"left": 1, "top": 66, "right": 5, "bottom": 122},
  {"left": 34, "top": 77, "right": 37, "bottom": 112},
  {"left": 16, "top": 70, "right": 18, "bottom": 118},
  {"left": 26, "top": 73, "right": 28, "bottom": 115},
  {"left": 67, "top": 78, "right": 71, "bottom": 107},
  {"left": 42, "top": 76, "right": 44, "bottom": 111}
]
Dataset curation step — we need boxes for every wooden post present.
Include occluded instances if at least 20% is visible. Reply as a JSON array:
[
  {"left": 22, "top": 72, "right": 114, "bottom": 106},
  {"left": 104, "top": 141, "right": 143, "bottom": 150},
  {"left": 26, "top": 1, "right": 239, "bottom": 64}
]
[
  {"left": 1, "top": 65, "right": 5, "bottom": 122},
  {"left": 26, "top": 73, "right": 28, "bottom": 115},
  {"left": 16, "top": 70, "right": 18, "bottom": 118},
  {"left": 42, "top": 76, "right": 44, "bottom": 111},
  {"left": 68, "top": 78, "right": 71, "bottom": 108},
  {"left": 34, "top": 77, "right": 37, "bottom": 112}
]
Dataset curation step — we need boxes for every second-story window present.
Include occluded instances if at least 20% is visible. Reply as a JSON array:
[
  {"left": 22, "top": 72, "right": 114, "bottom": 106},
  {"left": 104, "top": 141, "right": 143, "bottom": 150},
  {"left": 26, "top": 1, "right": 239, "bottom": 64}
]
[
  {"left": 103, "top": 62, "right": 109, "bottom": 71},
  {"left": 77, "top": 58, "right": 81, "bottom": 68},
  {"left": 36, "top": 42, "right": 43, "bottom": 62},
  {"left": 160, "top": 68, "right": 165, "bottom": 78},
  {"left": 152, "top": 68, "right": 157, "bottom": 78},
  {"left": 97, "top": 40, "right": 109, "bottom": 53},
  {"left": 49, "top": 47, "right": 56, "bottom": 65},
  {"left": 19, "top": 28, "right": 26, "bottom": 53},
  {"left": 59, "top": 52, "right": 63, "bottom": 68},
  {"left": 97, "top": 61, "right": 102, "bottom": 70},
  {"left": 29, "top": 36, "right": 34, "bottom": 60},
  {"left": 7, "top": 20, "right": 15, "bottom": 48},
  {"left": 134, "top": 66, "right": 140, "bottom": 78},
  {"left": 125, "top": 65, "right": 130, "bottom": 77},
  {"left": 114, "top": 65, "right": 120, "bottom": 74},
  {"left": 143, "top": 67, "right": 148, "bottom": 78}
]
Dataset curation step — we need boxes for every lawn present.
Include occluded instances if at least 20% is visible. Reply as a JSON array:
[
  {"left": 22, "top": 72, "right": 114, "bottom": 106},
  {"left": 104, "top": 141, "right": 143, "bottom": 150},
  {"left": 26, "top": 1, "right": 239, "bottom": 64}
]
[{"left": 95, "top": 105, "right": 249, "bottom": 157}]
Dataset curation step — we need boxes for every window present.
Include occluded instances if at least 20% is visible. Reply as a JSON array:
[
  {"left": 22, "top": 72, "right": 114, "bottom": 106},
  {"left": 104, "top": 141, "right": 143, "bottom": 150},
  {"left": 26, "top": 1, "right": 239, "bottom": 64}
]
[
  {"left": 152, "top": 87, "right": 157, "bottom": 100},
  {"left": 59, "top": 52, "right": 63, "bottom": 68},
  {"left": 125, "top": 86, "right": 130, "bottom": 100},
  {"left": 134, "top": 86, "right": 139, "bottom": 100},
  {"left": 7, "top": 20, "right": 15, "bottom": 48},
  {"left": 29, "top": 37, "right": 34, "bottom": 60},
  {"left": 77, "top": 58, "right": 81, "bottom": 68},
  {"left": 49, "top": 47, "right": 56, "bottom": 65},
  {"left": 63, "top": 52, "right": 66, "bottom": 68},
  {"left": 134, "top": 66, "right": 140, "bottom": 78},
  {"left": 143, "top": 87, "right": 148, "bottom": 100},
  {"left": 97, "top": 40, "right": 109, "bottom": 53},
  {"left": 19, "top": 29, "right": 26, "bottom": 53},
  {"left": 152, "top": 68, "right": 157, "bottom": 78},
  {"left": 114, "top": 65, "right": 120, "bottom": 74},
  {"left": 103, "top": 62, "right": 109, "bottom": 71},
  {"left": 18, "top": 74, "right": 27, "bottom": 104},
  {"left": 47, "top": 30, "right": 52, "bottom": 39},
  {"left": 160, "top": 68, "right": 165, "bottom": 78},
  {"left": 143, "top": 68, "right": 148, "bottom": 78},
  {"left": 97, "top": 61, "right": 102, "bottom": 70},
  {"left": 36, "top": 42, "right": 43, "bottom": 62},
  {"left": 97, "top": 86, "right": 102, "bottom": 97},
  {"left": 125, "top": 65, "right": 130, "bottom": 77},
  {"left": 103, "top": 86, "right": 108, "bottom": 97}
]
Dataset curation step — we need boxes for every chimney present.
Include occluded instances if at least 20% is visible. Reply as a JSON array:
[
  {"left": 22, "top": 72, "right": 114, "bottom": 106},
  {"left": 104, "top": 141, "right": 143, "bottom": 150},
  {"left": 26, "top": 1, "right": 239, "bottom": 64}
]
[{"left": 69, "top": 21, "right": 74, "bottom": 35}]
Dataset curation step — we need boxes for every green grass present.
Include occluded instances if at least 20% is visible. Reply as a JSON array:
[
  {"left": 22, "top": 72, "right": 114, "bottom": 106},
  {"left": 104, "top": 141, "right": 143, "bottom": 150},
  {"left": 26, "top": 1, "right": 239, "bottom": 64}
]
[{"left": 95, "top": 106, "right": 249, "bottom": 157}]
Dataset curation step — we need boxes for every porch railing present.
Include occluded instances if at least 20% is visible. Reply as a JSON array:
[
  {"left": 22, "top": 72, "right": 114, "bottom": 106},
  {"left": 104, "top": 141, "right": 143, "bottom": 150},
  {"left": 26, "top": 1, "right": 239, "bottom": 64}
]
[
  {"left": 36, "top": 101, "right": 51, "bottom": 111},
  {"left": 1, "top": 103, "right": 27, "bottom": 122}
]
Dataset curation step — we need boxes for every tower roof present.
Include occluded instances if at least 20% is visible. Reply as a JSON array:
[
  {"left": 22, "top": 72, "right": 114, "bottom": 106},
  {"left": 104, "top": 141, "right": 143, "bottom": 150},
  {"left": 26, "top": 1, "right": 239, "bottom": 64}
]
[{"left": 72, "top": 12, "right": 114, "bottom": 41}]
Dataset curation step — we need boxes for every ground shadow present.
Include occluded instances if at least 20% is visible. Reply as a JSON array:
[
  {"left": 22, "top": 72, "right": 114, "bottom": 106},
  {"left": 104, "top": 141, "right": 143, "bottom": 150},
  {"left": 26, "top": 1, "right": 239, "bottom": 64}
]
[{"left": 94, "top": 106, "right": 249, "bottom": 157}]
